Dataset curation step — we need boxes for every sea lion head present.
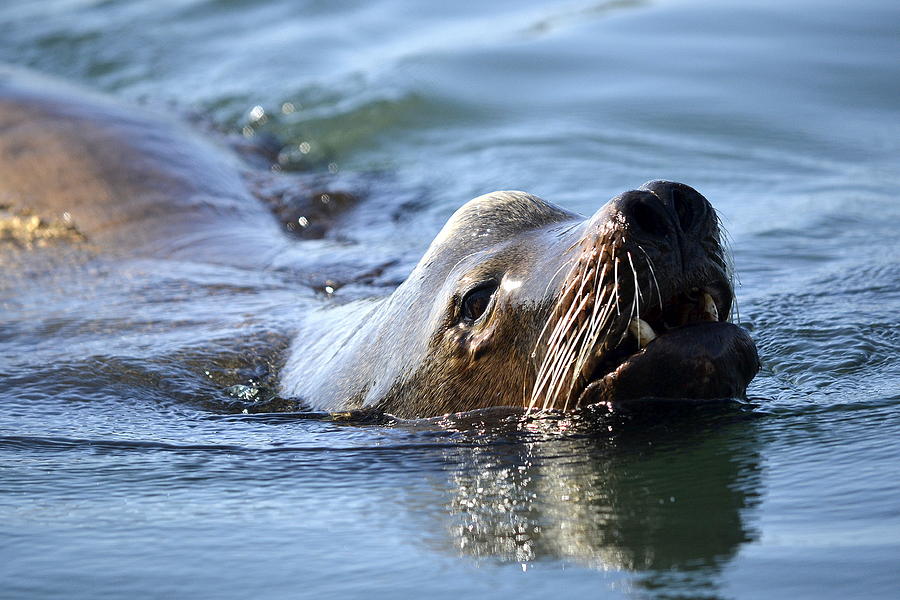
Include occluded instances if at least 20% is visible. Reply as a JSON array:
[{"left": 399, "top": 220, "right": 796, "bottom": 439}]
[{"left": 302, "top": 180, "right": 759, "bottom": 417}]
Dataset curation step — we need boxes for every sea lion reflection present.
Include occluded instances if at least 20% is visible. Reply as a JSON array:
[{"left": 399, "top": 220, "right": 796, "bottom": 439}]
[{"left": 433, "top": 407, "right": 762, "bottom": 579}]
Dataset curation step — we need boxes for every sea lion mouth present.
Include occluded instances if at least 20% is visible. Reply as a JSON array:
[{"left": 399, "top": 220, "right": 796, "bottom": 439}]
[
  {"left": 576, "top": 280, "right": 759, "bottom": 407},
  {"left": 524, "top": 182, "right": 761, "bottom": 412}
]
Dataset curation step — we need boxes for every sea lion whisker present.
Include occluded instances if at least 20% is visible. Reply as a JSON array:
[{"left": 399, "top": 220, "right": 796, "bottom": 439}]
[
  {"left": 530, "top": 265, "right": 584, "bottom": 390},
  {"left": 538, "top": 298, "right": 579, "bottom": 369},
  {"left": 614, "top": 255, "right": 622, "bottom": 316},
  {"left": 531, "top": 289, "right": 593, "bottom": 408},
  {"left": 568, "top": 293, "right": 621, "bottom": 409},
  {"left": 563, "top": 233, "right": 585, "bottom": 253},
  {"left": 574, "top": 255, "right": 607, "bottom": 380},
  {"left": 637, "top": 245, "right": 663, "bottom": 311},
  {"left": 582, "top": 261, "right": 614, "bottom": 343},
  {"left": 532, "top": 270, "right": 595, "bottom": 408},
  {"left": 586, "top": 284, "right": 611, "bottom": 341},
  {"left": 532, "top": 269, "right": 580, "bottom": 364},
  {"left": 566, "top": 297, "right": 617, "bottom": 409},
  {"left": 535, "top": 284, "right": 600, "bottom": 412},
  {"left": 575, "top": 285, "right": 615, "bottom": 370},
  {"left": 626, "top": 251, "right": 643, "bottom": 345},
  {"left": 543, "top": 314, "right": 591, "bottom": 411},
  {"left": 542, "top": 257, "right": 579, "bottom": 299},
  {"left": 545, "top": 255, "right": 590, "bottom": 319},
  {"left": 580, "top": 293, "right": 617, "bottom": 366},
  {"left": 588, "top": 257, "right": 608, "bottom": 321},
  {"left": 574, "top": 250, "right": 609, "bottom": 351},
  {"left": 530, "top": 322, "right": 569, "bottom": 410},
  {"left": 627, "top": 251, "right": 643, "bottom": 305},
  {"left": 716, "top": 218, "right": 740, "bottom": 323},
  {"left": 540, "top": 264, "right": 596, "bottom": 356}
]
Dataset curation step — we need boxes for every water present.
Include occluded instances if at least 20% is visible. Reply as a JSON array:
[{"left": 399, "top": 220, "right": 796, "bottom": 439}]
[{"left": 1, "top": 0, "right": 899, "bottom": 597}]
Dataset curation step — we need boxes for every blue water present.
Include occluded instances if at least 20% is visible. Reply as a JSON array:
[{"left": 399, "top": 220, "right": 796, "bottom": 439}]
[{"left": 1, "top": 0, "right": 899, "bottom": 598}]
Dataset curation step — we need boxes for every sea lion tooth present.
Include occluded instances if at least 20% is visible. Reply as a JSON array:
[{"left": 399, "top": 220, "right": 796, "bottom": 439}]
[
  {"left": 703, "top": 292, "right": 719, "bottom": 321},
  {"left": 628, "top": 318, "right": 657, "bottom": 348}
]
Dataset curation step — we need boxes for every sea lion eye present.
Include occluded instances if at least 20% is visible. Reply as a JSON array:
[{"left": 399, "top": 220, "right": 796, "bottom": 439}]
[{"left": 461, "top": 282, "right": 498, "bottom": 323}]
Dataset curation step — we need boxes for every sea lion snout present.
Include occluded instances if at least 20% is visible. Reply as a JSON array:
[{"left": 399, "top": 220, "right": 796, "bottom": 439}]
[
  {"left": 601, "top": 180, "right": 713, "bottom": 248},
  {"left": 608, "top": 189, "right": 676, "bottom": 241},
  {"left": 639, "top": 180, "right": 712, "bottom": 234}
]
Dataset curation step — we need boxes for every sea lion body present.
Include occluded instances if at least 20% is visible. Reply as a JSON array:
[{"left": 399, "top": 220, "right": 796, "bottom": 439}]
[
  {"left": 0, "top": 68, "right": 758, "bottom": 418},
  {"left": 0, "top": 67, "right": 285, "bottom": 266}
]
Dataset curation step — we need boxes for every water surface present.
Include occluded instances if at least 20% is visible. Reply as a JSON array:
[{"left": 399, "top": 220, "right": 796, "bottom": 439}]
[{"left": 1, "top": 0, "right": 899, "bottom": 598}]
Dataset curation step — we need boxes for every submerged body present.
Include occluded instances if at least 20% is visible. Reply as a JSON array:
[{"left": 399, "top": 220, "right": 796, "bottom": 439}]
[{"left": 0, "top": 68, "right": 758, "bottom": 418}]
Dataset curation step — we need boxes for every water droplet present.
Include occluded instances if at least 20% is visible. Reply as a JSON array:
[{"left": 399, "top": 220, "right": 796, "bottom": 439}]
[{"left": 249, "top": 105, "right": 265, "bottom": 122}]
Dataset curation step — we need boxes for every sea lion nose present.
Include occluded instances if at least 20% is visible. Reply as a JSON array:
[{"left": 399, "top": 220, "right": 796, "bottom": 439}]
[
  {"left": 610, "top": 189, "right": 677, "bottom": 242},
  {"left": 607, "top": 181, "right": 712, "bottom": 242},
  {"left": 639, "top": 180, "right": 711, "bottom": 233}
]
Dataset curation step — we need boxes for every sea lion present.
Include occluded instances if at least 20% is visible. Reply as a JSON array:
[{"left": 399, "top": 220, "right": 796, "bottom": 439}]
[
  {"left": 0, "top": 67, "right": 287, "bottom": 267},
  {"left": 0, "top": 67, "right": 759, "bottom": 418},
  {"left": 281, "top": 184, "right": 759, "bottom": 417}
]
